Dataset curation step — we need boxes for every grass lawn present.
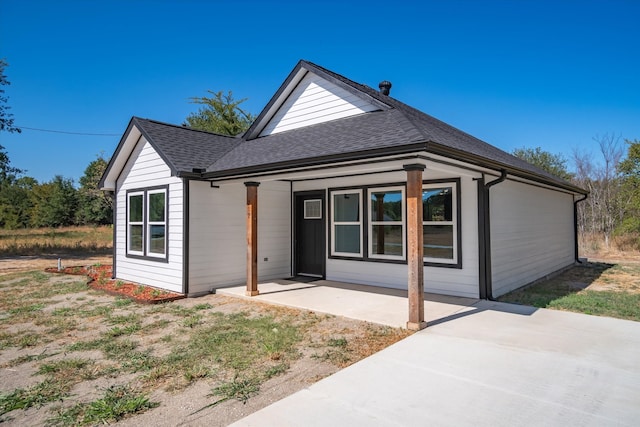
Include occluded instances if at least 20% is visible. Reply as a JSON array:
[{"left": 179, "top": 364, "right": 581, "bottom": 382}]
[
  {"left": 498, "top": 260, "right": 640, "bottom": 321},
  {"left": 0, "top": 269, "right": 409, "bottom": 426}
]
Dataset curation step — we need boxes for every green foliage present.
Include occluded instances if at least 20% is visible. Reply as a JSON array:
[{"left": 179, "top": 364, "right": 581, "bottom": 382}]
[
  {"left": 0, "top": 379, "right": 69, "bottom": 415},
  {"left": 184, "top": 90, "right": 255, "bottom": 136},
  {"left": 617, "top": 140, "right": 640, "bottom": 234},
  {"left": 29, "top": 176, "right": 78, "bottom": 227},
  {"left": 48, "top": 385, "right": 158, "bottom": 426},
  {"left": 76, "top": 155, "right": 112, "bottom": 225},
  {"left": 0, "top": 176, "right": 36, "bottom": 229},
  {"left": 0, "top": 59, "right": 20, "bottom": 134},
  {"left": 512, "top": 146, "right": 573, "bottom": 181}
]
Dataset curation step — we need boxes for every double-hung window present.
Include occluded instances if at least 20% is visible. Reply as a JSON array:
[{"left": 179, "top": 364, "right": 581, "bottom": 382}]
[
  {"left": 331, "top": 189, "right": 362, "bottom": 257},
  {"left": 422, "top": 183, "right": 458, "bottom": 265},
  {"left": 128, "top": 191, "right": 144, "bottom": 256},
  {"left": 127, "top": 187, "right": 168, "bottom": 260},
  {"left": 369, "top": 187, "right": 405, "bottom": 260}
]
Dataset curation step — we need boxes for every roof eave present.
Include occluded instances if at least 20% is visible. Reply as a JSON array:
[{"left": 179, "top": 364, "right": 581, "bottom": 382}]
[
  {"left": 426, "top": 143, "right": 588, "bottom": 195},
  {"left": 99, "top": 118, "right": 139, "bottom": 191},
  {"left": 200, "top": 142, "right": 429, "bottom": 180}
]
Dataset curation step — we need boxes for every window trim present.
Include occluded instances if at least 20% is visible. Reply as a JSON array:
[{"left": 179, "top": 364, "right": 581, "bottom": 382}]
[
  {"left": 329, "top": 189, "right": 363, "bottom": 258},
  {"left": 125, "top": 185, "right": 169, "bottom": 263},
  {"left": 326, "top": 179, "right": 462, "bottom": 269},
  {"left": 368, "top": 186, "right": 406, "bottom": 261},
  {"left": 146, "top": 188, "right": 168, "bottom": 259},
  {"left": 303, "top": 199, "right": 322, "bottom": 220},
  {"left": 127, "top": 191, "right": 144, "bottom": 257},
  {"left": 422, "top": 178, "right": 462, "bottom": 269}
]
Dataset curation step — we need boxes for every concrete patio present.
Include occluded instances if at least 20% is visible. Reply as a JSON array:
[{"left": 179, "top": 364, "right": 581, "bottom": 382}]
[{"left": 216, "top": 278, "right": 481, "bottom": 328}]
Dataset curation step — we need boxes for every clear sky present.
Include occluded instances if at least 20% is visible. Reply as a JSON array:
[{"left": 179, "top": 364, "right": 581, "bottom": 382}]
[{"left": 1, "top": 0, "right": 638, "bottom": 183}]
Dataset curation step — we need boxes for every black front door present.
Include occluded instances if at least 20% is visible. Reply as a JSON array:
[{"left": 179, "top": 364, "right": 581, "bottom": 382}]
[{"left": 295, "top": 192, "right": 325, "bottom": 277}]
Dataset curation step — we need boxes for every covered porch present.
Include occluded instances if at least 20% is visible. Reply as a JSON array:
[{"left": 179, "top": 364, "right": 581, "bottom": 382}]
[
  {"left": 240, "top": 162, "right": 437, "bottom": 330},
  {"left": 217, "top": 279, "right": 480, "bottom": 329}
]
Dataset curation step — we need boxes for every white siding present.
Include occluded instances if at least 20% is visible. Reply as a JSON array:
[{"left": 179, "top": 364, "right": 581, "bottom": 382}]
[
  {"left": 114, "top": 138, "right": 184, "bottom": 293},
  {"left": 293, "top": 169, "right": 480, "bottom": 298},
  {"left": 259, "top": 72, "right": 379, "bottom": 136},
  {"left": 490, "top": 180, "right": 575, "bottom": 297},
  {"left": 188, "top": 181, "right": 291, "bottom": 295}
]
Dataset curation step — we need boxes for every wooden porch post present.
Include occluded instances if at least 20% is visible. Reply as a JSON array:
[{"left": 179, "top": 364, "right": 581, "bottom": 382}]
[
  {"left": 245, "top": 182, "right": 260, "bottom": 296},
  {"left": 404, "top": 164, "right": 426, "bottom": 330}
]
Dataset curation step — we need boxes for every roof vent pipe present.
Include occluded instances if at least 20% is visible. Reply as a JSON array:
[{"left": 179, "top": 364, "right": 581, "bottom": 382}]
[{"left": 379, "top": 80, "right": 392, "bottom": 96}]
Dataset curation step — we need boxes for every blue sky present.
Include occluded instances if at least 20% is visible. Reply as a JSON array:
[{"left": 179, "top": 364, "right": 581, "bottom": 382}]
[{"left": 1, "top": 0, "right": 638, "bottom": 183}]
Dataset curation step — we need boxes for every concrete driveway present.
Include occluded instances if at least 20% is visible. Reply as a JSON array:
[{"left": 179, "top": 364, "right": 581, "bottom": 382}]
[{"left": 230, "top": 301, "right": 640, "bottom": 426}]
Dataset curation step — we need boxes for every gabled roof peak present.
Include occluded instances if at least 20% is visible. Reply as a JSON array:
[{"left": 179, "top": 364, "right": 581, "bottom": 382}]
[{"left": 133, "top": 116, "right": 240, "bottom": 139}]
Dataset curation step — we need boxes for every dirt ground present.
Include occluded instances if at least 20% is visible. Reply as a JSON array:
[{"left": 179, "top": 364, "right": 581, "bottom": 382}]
[
  {"left": 0, "top": 255, "right": 409, "bottom": 426},
  {"left": 580, "top": 250, "right": 640, "bottom": 292},
  {"left": 0, "top": 254, "right": 113, "bottom": 276},
  {"left": 2, "top": 251, "right": 638, "bottom": 426}
]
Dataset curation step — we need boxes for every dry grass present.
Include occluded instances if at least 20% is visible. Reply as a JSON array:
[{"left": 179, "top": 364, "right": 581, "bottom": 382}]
[
  {"left": 579, "top": 232, "right": 640, "bottom": 257},
  {"left": 0, "top": 268, "right": 410, "bottom": 426},
  {"left": 0, "top": 226, "right": 112, "bottom": 256},
  {"left": 499, "top": 254, "right": 640, "bottom": 321}
]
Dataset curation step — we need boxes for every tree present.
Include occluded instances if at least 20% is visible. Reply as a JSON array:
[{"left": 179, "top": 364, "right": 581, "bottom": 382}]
[
  {"left": 0, "top": 58, "right": 20, "bottom": 134},
  {"left": 512, "top": 146, "right": 573, "bottom": 181},
  {"left": 0, "top": 176, "right": 36, "bottom": 229},
  {"left": 30, "top": 176, "right": 78, "bottom": 228},
  {"left": 0, "top": 59, "right": 22, "bottom": 186},
  {"left": 0, "top": 144, "right": 22, "bottom": 185},
  {"left": 572, "top": 133, "right": 625, "bottom": 248},
  {"left": 617, "top": 139, "right": 640, "bottom": 234},
  {"left": 183, "top": 90, "right": 255, "bottom": 136},
  {"left": 76, "top": 154, "right": 112, "bottom": 225}
]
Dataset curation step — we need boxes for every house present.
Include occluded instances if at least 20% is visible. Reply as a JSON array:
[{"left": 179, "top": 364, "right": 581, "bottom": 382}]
[{"left": 99, "top": 60, "right": 587, "bottom": 329}]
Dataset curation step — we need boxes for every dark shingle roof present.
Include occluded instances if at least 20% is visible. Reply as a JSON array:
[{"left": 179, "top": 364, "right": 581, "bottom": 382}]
[
  {"left": 121, "top": 61, "right": 584, "bottom": 194},
  {"left": 207, "top": 109, "right": 424, "bottom": 173},
  {"left": 288, "top": 61, "right": 576, "bottom": 188},
  {"left": 132, "top": 117, "right": 240, "bottom": 173}
]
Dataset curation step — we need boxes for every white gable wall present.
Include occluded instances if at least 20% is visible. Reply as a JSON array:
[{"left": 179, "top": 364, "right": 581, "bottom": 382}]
[
  {"left": 114, "top": 137, "right": 184, "bottom": 293},
  {"left": 188, "top": 180, "right": 291, "bottom": 296},
  {"left": 259, "top": 72, "right": 379, "bottom": 136},
  {"left": 490, "top": 180, "right": 575, "bottom": 297}
]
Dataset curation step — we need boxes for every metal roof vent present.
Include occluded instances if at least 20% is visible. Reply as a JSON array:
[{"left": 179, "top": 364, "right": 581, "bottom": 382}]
[{"left": 379, "top": 80, "right": 392, "bottom": 96}]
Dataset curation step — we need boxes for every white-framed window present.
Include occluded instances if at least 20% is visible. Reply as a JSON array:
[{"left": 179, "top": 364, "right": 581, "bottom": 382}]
[
  {"left": 126, "top": 187, "right": 168, "bottom": 260},
  {"left": 423, "top": 183, "right": 457, "bottom": 265},
  {"left": 146, "top": 189, "right": 167, "bottom": 258},
  {"left": 368, "top": 186, "right": 405, "bottom": 260},
  {"left": 127, "top": 191, "right": 144, "bottom": 256},
  {"left": 304, "top": 199, "right": 322, "bottom": 219},
  {"left": 331, "top": 189, "right": 363, "bottom": 257}
]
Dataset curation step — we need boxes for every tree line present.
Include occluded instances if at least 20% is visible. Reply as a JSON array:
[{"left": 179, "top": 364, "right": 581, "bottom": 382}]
[
  {"left": 2, "top": 58, "right": 639, "bottom": 251},
  {"left": 0, "top": 151, "right": 112, "bottom": 229}
]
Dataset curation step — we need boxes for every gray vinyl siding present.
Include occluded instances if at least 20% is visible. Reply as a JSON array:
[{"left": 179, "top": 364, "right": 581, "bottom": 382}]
[
  {"left": 259, "top": 72, "right": 379, "bottom": 136},
  {"left": 114, "top": 137, "right": 183, "bottom": 293},
  {"left": 490, "top": 180, "right": 575, "bottom": 297},
  {"left": 188, "top": 180, "right": 291, "bottom": 295}
]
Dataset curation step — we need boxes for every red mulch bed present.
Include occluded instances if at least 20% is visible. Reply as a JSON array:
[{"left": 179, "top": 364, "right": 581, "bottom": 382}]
[{"left": 44, "top": 264, "right": 185, "bottom": 304}]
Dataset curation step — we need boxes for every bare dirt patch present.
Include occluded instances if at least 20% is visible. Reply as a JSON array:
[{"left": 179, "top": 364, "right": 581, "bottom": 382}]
[
  {"left": 0, "top": 255, "right": 411, "bottom": 426},
  {"left": 580, "top": 251, "right": 640, "bottom": 293},
  {"left": 0, "top": 254, "right": 112, "bottom": 276}
]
